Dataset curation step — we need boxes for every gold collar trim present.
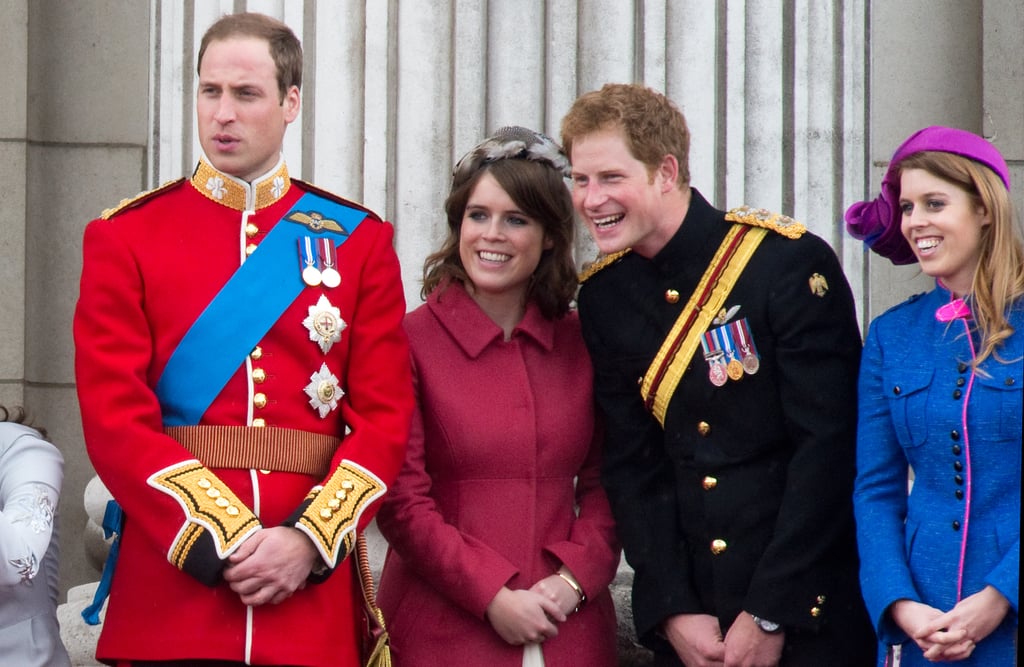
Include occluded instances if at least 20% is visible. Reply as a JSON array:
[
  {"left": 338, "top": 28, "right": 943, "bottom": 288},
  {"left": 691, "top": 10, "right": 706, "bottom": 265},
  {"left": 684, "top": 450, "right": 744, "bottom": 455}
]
[{"left": 190, "top": 157, "right": 291, "bottom": 211}]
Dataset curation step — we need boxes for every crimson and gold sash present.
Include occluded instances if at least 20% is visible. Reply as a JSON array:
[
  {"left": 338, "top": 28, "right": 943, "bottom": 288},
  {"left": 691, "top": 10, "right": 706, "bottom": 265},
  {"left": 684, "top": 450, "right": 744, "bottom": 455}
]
[{"left": 640, "top": 223, "right": 767, "bottom": 426}]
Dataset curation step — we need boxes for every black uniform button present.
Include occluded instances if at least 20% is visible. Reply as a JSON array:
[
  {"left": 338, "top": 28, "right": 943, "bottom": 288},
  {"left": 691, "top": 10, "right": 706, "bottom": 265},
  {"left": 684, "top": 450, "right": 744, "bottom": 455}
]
[
  {"left": 892, "top": 386, "right": 901, "bottom": 395},
  {"left": 952, "top": 521, "right": 961, "bottom": 531},
  {"left": 953, "top": 461, "right": 963, "bottom": 472},
  {"left": 955, "top": 475, "right": 964, "bottom": 485},
  {"left": 951, "top": 444, "right": 961, "bottom": 455},
  {"left": 955, "top": 489, "right": 964, "bottom": 500},
  {"left": 957, "top": 362, "right": 968, "bottom": 373},
  {"left": 950, "top": 430, "right": 960, "bottom": 441},
  {"left": 1006, "top": 377, "right": 1016, "bottom": 386},
  {"left": 955, "top": 377, "right": 965, "bottom": 387},
  {"left": 952, "top": 389, "right": 962, "bottom": 399}
]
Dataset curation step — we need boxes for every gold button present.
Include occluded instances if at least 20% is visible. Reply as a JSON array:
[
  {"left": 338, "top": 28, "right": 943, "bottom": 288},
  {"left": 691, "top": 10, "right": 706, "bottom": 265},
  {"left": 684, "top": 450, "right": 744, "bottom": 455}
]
[
  {"left": 710, "top": 539, "right": 727, "bottom": 555},
  {"left": 664, "top": 289, "right": 680, "bottom": 304},
  {"left": 341, "top": 480, "right": 355, "bottom": 491},
  {"left": 810, "top": 606, "right": 822, "bottom": 617},
  {"left": 215, "top": 497, "right": 229, "bottom": 508},
  {"left": 259, "top": 469, "right": 271, "bottom": 475},
  {"left": 245, "top": 222, "right": 259, "bottom": 238},
  {"left": 335, "top": 490, "right": 348, "bottom": 501},
  {"left": 317, "top": 381, "right": 336, "bottom": 402},
  {"left": 245, "top": 243, "right": 258, "bottom": 256},
  {"left": 816, "top": 595, "right": 826, "bottom": 604},
  {"left": 226, "top": 506, "right": 239, "bottom": 516},
  {"left": 252, "top": 368, "right": 266, "bottom": 383},
  {"left": 327, "top": 498, "right": 341, "bottom": 509},
  {"left": 206, "top": 488, "right": 220, "bottom": 498},
  {"left": 697, "top": 421, "right": 711, "bottom": 436},
  {"left": 250, "top": 346, "right": 263, "bottom": 360},
  {"left": 702, "top": 476, "right": 718, "bottom": 490},
  {"left": 252, "top": 418, "right": 266, "bottom": 428},
  {"left": 253, "top": 392, "right": 267, "bottom": 409},
  {"left": 197, "top": 478, "right": 212, "bottom": 489},
  {"left": 320, "top": 508, "right": 333, "bottom": 520}
]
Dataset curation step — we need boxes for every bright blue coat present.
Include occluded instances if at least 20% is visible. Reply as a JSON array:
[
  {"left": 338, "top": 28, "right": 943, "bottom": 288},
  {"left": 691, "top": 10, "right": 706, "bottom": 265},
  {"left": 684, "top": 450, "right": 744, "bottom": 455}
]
[{"left": 855, "top": 283, "right": 1021, "bottom": 666}]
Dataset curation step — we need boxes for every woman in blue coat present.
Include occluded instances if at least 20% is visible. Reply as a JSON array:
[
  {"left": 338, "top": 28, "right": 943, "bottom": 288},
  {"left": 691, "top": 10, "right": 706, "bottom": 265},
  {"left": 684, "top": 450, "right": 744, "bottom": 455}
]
[{"left": 846, "top": 126, "right": 1021, "bottom": 665}]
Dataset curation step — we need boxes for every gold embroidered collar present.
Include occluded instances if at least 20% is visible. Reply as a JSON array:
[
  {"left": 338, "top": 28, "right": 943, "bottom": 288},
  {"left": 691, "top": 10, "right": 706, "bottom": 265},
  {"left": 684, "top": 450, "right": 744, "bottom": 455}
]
[{"left": 190, "top": 157, "right": 291, "bottom": 211}]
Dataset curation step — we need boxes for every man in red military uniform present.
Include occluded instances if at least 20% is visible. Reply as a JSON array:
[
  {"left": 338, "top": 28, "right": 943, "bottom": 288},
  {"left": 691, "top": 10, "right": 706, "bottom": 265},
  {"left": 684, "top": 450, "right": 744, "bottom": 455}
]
[{"left": 73, "top": 12, "right": 413, "bottom": 667}]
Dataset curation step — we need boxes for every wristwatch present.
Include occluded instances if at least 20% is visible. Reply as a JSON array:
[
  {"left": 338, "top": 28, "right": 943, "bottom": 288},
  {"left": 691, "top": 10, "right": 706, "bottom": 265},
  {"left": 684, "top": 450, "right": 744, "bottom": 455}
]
[{"left": 749, "top": 614, "right": 782, "bottom": 634}]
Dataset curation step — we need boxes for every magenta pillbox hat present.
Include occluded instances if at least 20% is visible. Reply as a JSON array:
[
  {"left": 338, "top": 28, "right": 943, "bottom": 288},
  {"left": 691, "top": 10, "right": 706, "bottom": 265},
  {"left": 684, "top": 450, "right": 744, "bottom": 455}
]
[{"left": 844, "top": 126, "right": 1010, "bottom": 265}]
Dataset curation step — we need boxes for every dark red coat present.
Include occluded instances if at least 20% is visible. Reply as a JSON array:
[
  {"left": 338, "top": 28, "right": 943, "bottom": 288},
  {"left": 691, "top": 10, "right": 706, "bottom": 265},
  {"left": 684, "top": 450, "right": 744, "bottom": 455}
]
[
  {"left": 74, "top": 160, "right": 413, "bottom": 666},
  {"left": 376, "top": 283, "right": 620, "bottom": 666}
]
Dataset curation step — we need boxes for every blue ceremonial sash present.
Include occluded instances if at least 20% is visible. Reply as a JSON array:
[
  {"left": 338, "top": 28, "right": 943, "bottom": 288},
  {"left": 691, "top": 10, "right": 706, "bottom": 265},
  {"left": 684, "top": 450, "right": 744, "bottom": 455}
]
[{"left": 155, "top": 192, "right": 367, "bottom": 426}]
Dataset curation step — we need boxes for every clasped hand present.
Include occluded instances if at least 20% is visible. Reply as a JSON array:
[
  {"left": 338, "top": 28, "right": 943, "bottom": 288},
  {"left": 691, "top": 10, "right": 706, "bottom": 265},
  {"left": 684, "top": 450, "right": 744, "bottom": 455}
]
[
  {"left": 485, "top": 570, "right": 581, "bottom": 646},
  {"left": 890, "top": 586, "right": 1010, "bottom": 662},
  {"left": 223, "top": 526, "right": 320, "bottom": 606}
]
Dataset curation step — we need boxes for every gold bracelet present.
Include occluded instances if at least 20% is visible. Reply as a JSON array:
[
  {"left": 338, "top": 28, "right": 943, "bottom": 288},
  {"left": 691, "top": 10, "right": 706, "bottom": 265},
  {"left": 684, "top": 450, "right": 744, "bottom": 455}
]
[{"left": 556, "top": 571, "right": 586, "bottom": 613}]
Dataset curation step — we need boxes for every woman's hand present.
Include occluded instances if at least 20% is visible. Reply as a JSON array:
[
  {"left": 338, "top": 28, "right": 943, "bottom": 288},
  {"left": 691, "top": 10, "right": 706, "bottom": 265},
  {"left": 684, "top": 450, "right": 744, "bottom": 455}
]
[
  {"left": 529, "top": 568, "right": 584, "bottom": 618},
  {"left": 917, "top": 586, "right": 1010, "bottom": 662},
  {"left": 485, "top": 587, "right": 564, "bottom": 645}
]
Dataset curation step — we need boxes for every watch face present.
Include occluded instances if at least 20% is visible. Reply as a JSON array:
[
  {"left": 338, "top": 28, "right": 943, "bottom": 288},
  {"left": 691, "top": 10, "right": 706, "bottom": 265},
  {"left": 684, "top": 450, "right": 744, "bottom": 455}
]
[{"left": 752, "top": 615, "right": 781, "bottom": 633}]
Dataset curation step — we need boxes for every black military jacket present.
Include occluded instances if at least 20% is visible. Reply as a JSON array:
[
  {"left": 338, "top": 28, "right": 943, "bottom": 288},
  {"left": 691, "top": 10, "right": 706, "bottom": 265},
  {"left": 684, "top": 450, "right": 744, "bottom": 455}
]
[{"left": 578, "top": 189, "right": 871, "bottom": 657}]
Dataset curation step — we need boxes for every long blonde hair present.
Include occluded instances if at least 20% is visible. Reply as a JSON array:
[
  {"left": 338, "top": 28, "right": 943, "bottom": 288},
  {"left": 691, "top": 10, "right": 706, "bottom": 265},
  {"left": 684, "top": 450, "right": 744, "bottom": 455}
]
[{"left": 898, "top": 151, "right": 1024, "bottom": 366}]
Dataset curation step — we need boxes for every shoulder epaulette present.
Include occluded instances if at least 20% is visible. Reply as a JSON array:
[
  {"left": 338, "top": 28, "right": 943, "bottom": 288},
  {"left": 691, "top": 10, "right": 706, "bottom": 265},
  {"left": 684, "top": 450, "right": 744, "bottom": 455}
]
[
  {"left": 725, "top": 205, "right": 806, "bottom": 239},
  {"left": 578, "top": 249, "right": 631, "bottom": 283},
  {"left": 100, "top": 179, "right": 185, "bottom": 220},
  {"left": 292, "top": 178, "right": 383, "bottom": 223}
]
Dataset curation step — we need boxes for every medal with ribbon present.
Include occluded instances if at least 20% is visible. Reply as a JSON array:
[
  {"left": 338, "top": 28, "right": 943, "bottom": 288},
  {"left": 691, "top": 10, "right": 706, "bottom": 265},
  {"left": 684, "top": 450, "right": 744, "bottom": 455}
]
[
  {"left": 319, "top": 238, "right": 341, "bottom": 288},
  {"left": 701, "top": 329, "right": 728, "bottom": 387},
  {"left": 717, "top": 325, "right": 744, "bottom": 381},
  {"left": 731, "top": 318, "right": 760, "bottom": 375},
  {"left": 298, "top": 236, "right": 322, "bottom": 287}
]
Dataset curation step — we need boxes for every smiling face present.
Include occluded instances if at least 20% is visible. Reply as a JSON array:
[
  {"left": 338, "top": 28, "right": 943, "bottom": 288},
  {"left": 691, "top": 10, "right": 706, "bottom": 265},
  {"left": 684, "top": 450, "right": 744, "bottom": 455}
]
[
  {"left": 458, "top": 171, "right": 552, "bottom": 306},
  {"left": 196, "top": 36, "right": 300, "bottom": 182},
  {"left": 569, "top": 127, "right": 677, "bottom": 258},
  {"left": 899, "top": 167, "right": 990, "bottom": 296}
]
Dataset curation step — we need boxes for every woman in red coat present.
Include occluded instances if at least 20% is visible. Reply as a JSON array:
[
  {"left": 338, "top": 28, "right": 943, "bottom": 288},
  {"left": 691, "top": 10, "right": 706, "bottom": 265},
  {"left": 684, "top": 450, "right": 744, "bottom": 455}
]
[{"left": 376, "top": 127, "right": 621, "bottom": 666}]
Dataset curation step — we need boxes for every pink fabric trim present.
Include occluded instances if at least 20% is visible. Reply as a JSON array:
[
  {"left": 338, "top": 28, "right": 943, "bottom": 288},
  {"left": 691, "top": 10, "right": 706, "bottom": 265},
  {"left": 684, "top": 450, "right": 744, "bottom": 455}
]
[{"left": 955, "top": 317, "right": 976, "bottom": 602}]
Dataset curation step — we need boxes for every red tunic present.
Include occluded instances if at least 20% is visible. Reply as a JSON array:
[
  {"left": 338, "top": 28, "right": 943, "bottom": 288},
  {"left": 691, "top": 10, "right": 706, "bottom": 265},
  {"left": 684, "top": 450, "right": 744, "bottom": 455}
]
[{"left": 74, "top": 159, "right": 413, "bottom": 666}]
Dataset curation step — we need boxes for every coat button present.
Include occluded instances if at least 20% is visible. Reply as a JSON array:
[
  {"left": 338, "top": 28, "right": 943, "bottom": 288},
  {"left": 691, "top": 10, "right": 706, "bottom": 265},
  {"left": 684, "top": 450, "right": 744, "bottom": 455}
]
[
  {"left": 697, "top": 421, "right": 711, "bottom": 436},
  {"left": 955, "top": 377, "right": 965, "bottom": 387},
  {"left": 953, "top": 460, "right": 963, "bottom": 472},
  {"left": 957, "top": 362, "right": 968, "bottom": 373},
  {"left": 892, "top": 386, "right": 901, "bottom": 395},
  {"left": 702, "top": 476, "right": 718, "bottom": 490},
  {"left": 952, "top": 389, "right": 962, "bottom": 399},
  {"left": 250, "top": 346, "right": 263, "bottom": 360},
  {"left": 952, "top": 521, "right": 961, "bottom": 531},
  {"left": 950, "top": 430, "right": 960, "bottom": 441},
  {"left": 252, "top": 418, "right": 266, "bottom": 428},
  {"left": 245, "top": 222, "right": 259, "bottom": 238},
  {"left": 665, "top": 289, "right": 680, "bottom": 304},
  {"left": 810, "top": 606, "right": 822, "bottom": 618},
  {"left": 1006, "top": 377, "right": 1017, "bottom": 386},
  {"left": 245, "top": 243, "right": 258, "bottom": 256},
  {"left": 816, "top": 595, "right": 826, "bottom": 604},
  {"left": 955, "top": 489, "right": 964, "bottom": 500},
  {"left": 252, "top": 368, "right": 266, "bottom": 383},
  {"left": 710, "top": 539, "right": 728, "bottom": 555},
  {"left": 955, "top": 475, "right": 964, "bottom": 485},
  {"left": 253, "top": 393, "right": 267, "bottom": 409},
  {"left": 951, "top": 444, "right": 961, "bottom": 455}
]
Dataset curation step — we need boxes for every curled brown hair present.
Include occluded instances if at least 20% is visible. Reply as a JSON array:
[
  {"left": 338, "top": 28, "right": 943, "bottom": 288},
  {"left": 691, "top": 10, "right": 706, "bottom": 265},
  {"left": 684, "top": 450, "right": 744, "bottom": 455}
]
[
  {"left": 422, "top": 158, "right": 577, "bottom": 320},
  {"left": 197, "top": 12, "right": 302, "bottom": 102},
  {"left": 561, "top": 82, "right": 691, "bottom": 187},
  {"left": 897, "top": 151, "right": 1024, "bottom": 366}
]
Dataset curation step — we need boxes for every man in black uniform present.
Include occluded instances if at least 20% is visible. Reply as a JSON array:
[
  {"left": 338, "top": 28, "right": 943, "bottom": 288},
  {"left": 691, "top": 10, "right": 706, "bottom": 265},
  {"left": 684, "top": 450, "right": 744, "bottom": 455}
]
[{"left": 562, "top": 83, "right": 874, "bottom": 666}]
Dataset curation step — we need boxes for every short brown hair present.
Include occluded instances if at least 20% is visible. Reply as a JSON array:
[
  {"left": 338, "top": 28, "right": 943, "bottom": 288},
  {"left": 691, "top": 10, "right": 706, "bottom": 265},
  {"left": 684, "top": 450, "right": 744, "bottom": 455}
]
[
  {"left": 561, "top": 83, "right": 691, "bottom": 187},
  {"left": 197, "top": 12, "right": 302, "bottom": 102},
  {"left": 422, "top": 159, "right": 577, "bottom": 320}
]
